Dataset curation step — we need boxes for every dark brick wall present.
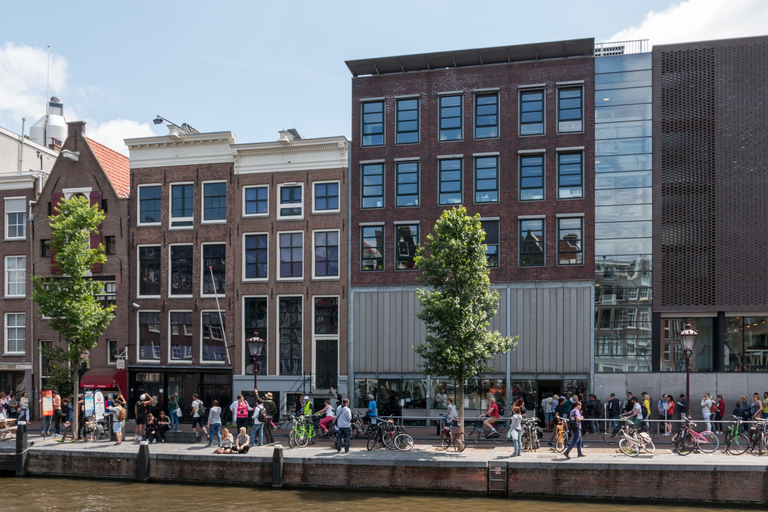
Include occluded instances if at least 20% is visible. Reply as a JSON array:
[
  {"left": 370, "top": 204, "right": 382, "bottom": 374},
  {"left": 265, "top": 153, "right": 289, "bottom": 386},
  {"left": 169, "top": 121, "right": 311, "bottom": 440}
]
[{"left": 350, "top": 56, "right": 595, "bottom": 287}]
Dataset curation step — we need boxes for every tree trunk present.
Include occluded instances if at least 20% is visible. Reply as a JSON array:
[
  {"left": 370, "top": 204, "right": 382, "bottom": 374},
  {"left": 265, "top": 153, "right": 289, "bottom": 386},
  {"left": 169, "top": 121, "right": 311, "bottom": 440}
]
[
  {"left": 72, "top": 371, "right": 79, "bottom": 441},
  {"left": 458, "top": 377, "right": 464, "bottom": 436}
]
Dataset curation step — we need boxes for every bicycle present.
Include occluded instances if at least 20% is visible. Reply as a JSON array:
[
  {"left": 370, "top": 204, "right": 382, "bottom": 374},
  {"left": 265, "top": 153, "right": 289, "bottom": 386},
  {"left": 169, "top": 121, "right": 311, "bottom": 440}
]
[
  {"left": 440, "top": 419, "right": 466, "bottom": 452},
  {"left": 724, "top": 416, "right": 750, "bottom": 455},
  {"left": 604, "top": 417, "right": 656, "bottom": 446},
  {"left": 520, "top": 417, "right": 540, "bottom": 452},
  {"left": 366, "top": 416, "right": 413, "bottom": 451},
  {"left": 747, "top": 419, "right": 768, "bottom": 455},
  {"left": 617, "top": 418, "right": 656, "bottom": 456},
  {"left": 672, "top": 418, "right": 719, "bottom": 455},
  {"left": 552, "top": 422, "right": 570, "bottom": 453},
  {"left": 287, "top": 415, "right": 317, "bottom": 448},
  {"left": 465, "top": 419, "right": 508, "bottom": 444},
  {"left": 83, "top": 416, "right": 110, "bottom": 442}
]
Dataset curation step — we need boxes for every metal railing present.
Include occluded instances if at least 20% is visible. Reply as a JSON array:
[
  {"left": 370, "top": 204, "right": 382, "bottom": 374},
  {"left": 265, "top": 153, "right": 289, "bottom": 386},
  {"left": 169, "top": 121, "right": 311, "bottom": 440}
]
[{"left": 594, "top": 40, "right": 650, "bottom": 57}]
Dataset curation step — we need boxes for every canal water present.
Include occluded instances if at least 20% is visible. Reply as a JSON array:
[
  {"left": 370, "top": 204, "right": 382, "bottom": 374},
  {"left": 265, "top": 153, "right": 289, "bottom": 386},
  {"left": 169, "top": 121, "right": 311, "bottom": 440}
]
[{"left": 0, "top": 477, "right": 746, "bottom": 511}]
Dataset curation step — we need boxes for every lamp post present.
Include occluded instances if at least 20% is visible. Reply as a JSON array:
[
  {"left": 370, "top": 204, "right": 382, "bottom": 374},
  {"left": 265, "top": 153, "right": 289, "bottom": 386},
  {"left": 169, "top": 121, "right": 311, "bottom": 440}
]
[
  {"left": 246, "top": 331, "right": 266, "bottom": 389},
  {"left": 679, "top": 323, "right": 699, "bottom": 418}
]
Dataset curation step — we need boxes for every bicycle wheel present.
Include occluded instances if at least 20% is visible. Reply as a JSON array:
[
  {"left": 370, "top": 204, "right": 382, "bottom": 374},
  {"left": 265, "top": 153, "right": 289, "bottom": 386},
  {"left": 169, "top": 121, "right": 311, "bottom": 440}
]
[
  {"left": 84, "top": 428, "right": 97, "bottom": 442},
  {"left": 465, "top": 426, "right": 480, "bottom": 444},
  {"left": 441, "top": 429, "right": 451, "bottom": 450},
  {"left": 309, "top": 426, "right": 318, "bottom": 445},
  {"left": 532, "top": 432, "right": 540, "bottom": 451},
  {"left": 725, "top": 432, "right": 749, "bottom": 455},
  {"left": 395, "top": 433, "right": 414, "bottom": 451},
  {"left": 351, "top": 423, "right": 360, "bottom": 439},
  {"left": 288, "top": 430, "right": 297, "bottom": 449},
  {"left": 696, "top": 432, "right": 719, "bottom": 453},
  {"left": 677, "top": 434, "right": 694, "bottom": 455},
  {"left": 296, "top": 429, "right": 310, "bottom": 448},
  {"left": 493, "top": 425, "right": 508, "bottom": 445},
  {"left": 642, "top": 435, "right": 656, "bottom": 454},
  {"left": 619, "top": 437, "right": 640, "bottom": 456},
  {"left": 521, "top": 433, "right": 531, "bottom": 452},
  {"left": 382, "top": 429, "right": 397, "bottom": 450},
  {"left": 456, "top": 432, "right": 467, "bottom": 453},
  {"left": 555, "top": 432, "right": 568, "bottom": 453},
  {"left": 603, "top": 425, "right": 620, "bottom": 446},
  {"left": 366, "top": 432, "right": 378, "bottom": 451}
]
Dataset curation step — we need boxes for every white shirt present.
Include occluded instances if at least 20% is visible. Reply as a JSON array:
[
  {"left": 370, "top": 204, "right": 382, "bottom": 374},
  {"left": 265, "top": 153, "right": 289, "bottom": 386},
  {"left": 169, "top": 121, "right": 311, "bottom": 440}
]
[
  {"left": 252, "top": 404, "right": 264, "bottom": 425},
  {"left": 633, "top": 402, "right": 643, "bottom": 420},
  {"left": 192, "top": 399, "right": 202, "bottom": 418}
]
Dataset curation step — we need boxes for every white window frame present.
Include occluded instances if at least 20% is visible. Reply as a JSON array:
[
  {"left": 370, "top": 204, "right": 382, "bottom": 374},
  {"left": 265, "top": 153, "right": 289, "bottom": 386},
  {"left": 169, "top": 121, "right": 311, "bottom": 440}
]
[
  {"left": 242, "top": 232, "right": 269, "bottom": 282},
  {"left": 201, "top": 180, "right": 227, "bottom": 224},
  {"left": 168, "top": 243, "right": 194, "bottom": 298},
  {"left": 200, "top": 310, "right": 227, "bottom": 364},
  {"left": 136, "top": 310, "right": 162, "bottom": 363},
  {"left": 627, "top": 307, "right": 638, "bottom": 329},
  {"left": 311, "top": 295, "right": 340, "bottom": 389},
  {"left": 169, "top": 182, "right": 194, "bottom": 230},
  {"left": 277, "top": 230, "right": 304, "bottom": 281},
  {"left": 168, "top": 310, "right": 194, "bottom": 363},
  {"left": 5, "top": 255, "right": 25, "bottom": 298},
  {"left": 137, "top": 244, "right": 162, "bottom": 299},
  {"left": 95, "top": 281, "right": 117, "bottom": 316},
  {"left": 277, "top": 183, "right": 304, "bottom": 220},
  {"left": 241, "top": 295, "right": 268, "bottom": 375},
  {"left": 201, "top": 242, "right": 226, "bottom": 298},
  {"left": 137, "top": 184, "right": 162, "bottom": 226},
  {"left": 312, "top": 180, "right": 340, "bottom": 214},
  {"left": 311, "top": 229, "right": 340, "bottom": 280},
  {"left": 4, "top": 196, "right": 26, "bottom": 240},
  {"left": 4, "top": 312, "right": 25, "bottom": 355},
  {"left": 242, "top": 185, "right": 269, "bottom": 218}
]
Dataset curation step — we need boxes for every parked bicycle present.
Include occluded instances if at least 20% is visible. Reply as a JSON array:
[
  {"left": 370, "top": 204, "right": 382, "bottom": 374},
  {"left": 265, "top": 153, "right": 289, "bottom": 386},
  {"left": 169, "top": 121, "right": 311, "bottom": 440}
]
[
  {"left": 440, "top": 419, "right": 466, "bottom": 452},
  {"left": 551, "top": 422, "right": 570, "bottom": 453},
  {"left": 724, "top": 416, "right": 750, "bottom": 455},
  {"left": 366, "top": 416, "right": 413, "bottom": 451},
  {"left": 604, "top": 418, "right": 656, "bottom": 446},
  {"left": 672, "top": 417, "right": 719, "bottom": 455},
  {"left": 287, "top": 415, "right": 318, "bottom": 448},
  {"left": 747, "top": 418, "right": 768, "bottom": 455},
  {"left": 617, "top": 418, "right": 656, "bottom": 456},
  {"left": 465, "top": 419, "right": 508, "bottom": 444},
  {"left": 83, "top": 415, "right": 110, "bottom": 442},
  {"left": 520, "top": 417, "right": 541, "bottom": 452}
]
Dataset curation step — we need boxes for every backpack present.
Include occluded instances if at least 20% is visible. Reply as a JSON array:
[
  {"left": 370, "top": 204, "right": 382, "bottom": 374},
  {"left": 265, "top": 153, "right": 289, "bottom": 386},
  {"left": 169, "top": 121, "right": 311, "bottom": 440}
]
[
  {"left": 567, "top": 412, "right": 579, "bottom": 431},
  {"left": 196, "top": 401, "right": 206, "bottom": 418},
  {"left": 258, "top": 407, "right": 267, "bottom": 423},
  {"left": 497, "top": 404, "right": 505, "bottom": 417},
  {"left": 116, "top": 406, "right": 126, "bottom": 422}
]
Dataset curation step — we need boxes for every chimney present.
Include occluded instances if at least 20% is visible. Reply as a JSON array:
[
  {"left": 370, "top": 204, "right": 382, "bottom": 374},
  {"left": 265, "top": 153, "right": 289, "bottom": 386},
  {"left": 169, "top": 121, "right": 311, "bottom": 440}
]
[
  {"left": 49, "top": 139, "right": 63, "bottom": 152},
  {"left": 67, "top": 121, "right": 86, "bottom": 138}
]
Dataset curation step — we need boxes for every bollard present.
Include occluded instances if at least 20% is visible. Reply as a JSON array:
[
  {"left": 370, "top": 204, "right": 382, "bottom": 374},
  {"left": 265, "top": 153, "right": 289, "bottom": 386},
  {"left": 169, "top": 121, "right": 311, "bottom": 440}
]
[
  {"left": 272, "top": 444, "right": 284, "bottom": 488},
  {"left": 108, "top": 415, "right": 116, "bottom": 442},
  {"left": 137, "top": 441, "right": 150, "bottom": 482},
  {"left": 15, "top": 421, "right": 28, "bottom": 477}
]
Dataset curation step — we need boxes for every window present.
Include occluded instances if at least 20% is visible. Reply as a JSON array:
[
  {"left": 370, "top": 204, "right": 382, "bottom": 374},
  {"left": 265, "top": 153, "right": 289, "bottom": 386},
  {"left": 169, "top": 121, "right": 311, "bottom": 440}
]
[
  {"left": 361, "top": 101, "right": 384, "bottom": 146},
  {"left": 41, "top": 239, "right": 51, "bottom": 258},
  {"left": 170, "top": 311, "right": 193, "bottom": 361},
  {"left": 107, "top": 340, "right": 117, "bottom": 364},
  {"left": 170, "top": 183, "right": 194, "bottom": 228},
  {"left": 439, "top": 95, "right": 462, "bottom": 141},
  {"left": 314, "top": 230, "right": 339, "bottom": 278},
  {"left": 396, "top": 161, "right": 419, "bottom": 207},
  {"left": 5, "top": 256, "right": 25, "bottom": 297},
  {"left": 558, "top": 87, "right": 583, "bottom": 133},
  {"left": 520, "top": 89, "right": 544, "bottom": 135},
  {"left": 475, "top": 156, "right": 499, "bottom": 203},
  {"left": 170, "top": 245, "right": 193, "bottom": 296},
  {"left": 5, "top": 197, "right": 25, "bottom": 239},
  {"left": 101, "top": 199, "right": 108, "bottom": 213},
  {"left": 138, "top": 185, "right": 161, "bottom": 224},
  {"left": 558, "top": 218, "right": 583, "bottom": 265},
  {"left": 138, "top": 246, "right": 161, "bottom": 296},
  {"left": 96, "top": 282, "right": 116, "bottom": 310},
  {"left": 201, "top": 311, "right": 226, "bottom": 362},
  {"left": 481, "top": 220, "right": 499, "bottom": 267},
  {"left": 203, "top": 182, "right": 227, "bottom": 222},
  {"left": 396, "top": 98, "right": 419, "bottom": 144},
  {"left": 278, "top": 184, "right": 303, "bottom": 218},
  {"left": 202, "top": 244, "right": 226, "bottom": 295},
  {"left": 279, "top": 232, "right": 303, "bottom": 279},
  {"left": 475, "top": 93, "right": 498, "bottom": 138},
  {"left": 438, "top": 159, "right": 462, "bottom": 205},
  {"left": 4, "top": 313, "right": 24, "bottom": 354},
  {"left": 278, "top": 297, "right": 302, "bottom": 374},
  {"left": 243, "top": 297, "right": 267, "bottom": 375},
  {"left": 138, "top": 311, "right": 161, "bottom": 361},
  {"left": 314, "top": 297, "right": 338, "bottom": 335},
  {"left": 244, "top": 234, "right": 268, "bottom": 280},
  {"left": 313, "top": 182, "right": 339, "bottom": 213},
  {"left": 244, "top": 186, "right": 268, "bottom": 216},
  {"left": 520, "top": 154, "right": 544, "bottom": 201},
  {"left": 105, "top": 236, "right": 116, "bottom": 255},
  {"left": 520, "top": 220, "right": 544, "bottom": 266},
  {"left": 361, "top": 226, "right": 383, "bottom": 271},
  {"left": 361, "top": 163, "right": 384, "bottom": 209},
  {"left": 395, "top": 224, "right": 418, "bottom": 270},
  {"left": 558, "top": 152, "right": 584, "bottom": 199}
]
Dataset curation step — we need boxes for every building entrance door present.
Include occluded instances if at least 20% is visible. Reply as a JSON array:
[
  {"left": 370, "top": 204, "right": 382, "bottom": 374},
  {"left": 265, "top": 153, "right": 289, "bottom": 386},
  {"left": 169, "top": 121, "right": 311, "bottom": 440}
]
[
  {"left": 167, "top": 374, "right": 196, "bottom": 418},
  {"left": 315, "top": 339, "right": 338, "bottom": 390}
]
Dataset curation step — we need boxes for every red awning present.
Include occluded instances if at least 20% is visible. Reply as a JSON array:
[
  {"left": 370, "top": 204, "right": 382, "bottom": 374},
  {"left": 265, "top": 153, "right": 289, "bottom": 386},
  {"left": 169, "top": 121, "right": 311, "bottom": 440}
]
[{"left": 80, "top": 369, "right": 127, "bottom": 397}]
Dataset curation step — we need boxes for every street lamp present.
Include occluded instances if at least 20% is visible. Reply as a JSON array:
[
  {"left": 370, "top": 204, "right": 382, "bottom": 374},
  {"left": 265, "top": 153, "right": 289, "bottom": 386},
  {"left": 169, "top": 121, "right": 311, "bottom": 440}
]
[
  {"left": 679, "top": 323, "right": 699, "bottom": 418},
  {"left": 246, "top": 331, "right": 266, "bottom": 389}
]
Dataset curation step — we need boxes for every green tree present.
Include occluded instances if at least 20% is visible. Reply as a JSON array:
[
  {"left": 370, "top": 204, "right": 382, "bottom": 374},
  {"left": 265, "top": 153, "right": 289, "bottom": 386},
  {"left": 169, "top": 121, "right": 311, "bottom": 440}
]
[
  {"left": 32, "top": 196, "right": 115, "bottom": 438},
  {"left": 414, "top": 206, "right": 517, "bottom": 438}
]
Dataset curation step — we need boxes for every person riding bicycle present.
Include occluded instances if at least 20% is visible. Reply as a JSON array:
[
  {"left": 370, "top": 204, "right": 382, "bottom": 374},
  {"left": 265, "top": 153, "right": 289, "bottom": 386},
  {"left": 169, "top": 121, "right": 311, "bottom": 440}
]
[
  {"left": 622, "top": 396, "right": 643, "bottom": 427},
  {"left": 317, "top": 399, "right": 335, "bottom": 435},
  {"left": 480, "top": 396, "right": 500, "bottom": 437}
]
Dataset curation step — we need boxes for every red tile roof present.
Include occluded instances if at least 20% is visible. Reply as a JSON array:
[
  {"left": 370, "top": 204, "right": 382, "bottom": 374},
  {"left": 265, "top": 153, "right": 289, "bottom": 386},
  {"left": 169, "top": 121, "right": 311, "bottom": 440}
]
[{"left": 86, "top": 138, "right": 130, "bottom": 198}]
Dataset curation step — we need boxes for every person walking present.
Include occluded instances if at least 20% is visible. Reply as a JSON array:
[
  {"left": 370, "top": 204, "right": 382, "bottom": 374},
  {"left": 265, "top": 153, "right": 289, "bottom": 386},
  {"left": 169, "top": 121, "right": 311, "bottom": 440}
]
[
  {"left": 563, "top": 402, "right": 585, "bottom": 459},
  {"left": 607, "top": 393, "right": 621, "bottom": 434},
  {"left": 509, "top": 406, "right": 523, "bottom": 457},
  {"left": 191, "top": 393, "right": 208, "bottom": 439},
  {"left": 261, "top": 392, "right": 277, "bottom": 444},
  {"left": 335, "top": 398, "right": 352, "bottom": 453},
  {"left": 169, "top": 394, "right": 180, "bottom": 432},
  {"left": 251, "top": 398, "right": 264, "bottom": 447},
  {"left": 52, "top": 391, "right": 62, "bottom": 437},
  {"left": 206, "top": 400, "right": 222, "bottom": 448},
  {"left": 58, "top": 398, "right": 75, "bottom": 443},
  {"left": 701, "top": 393, "right": 713, "bottom": 432},
  {"left": 18, "top": 392, "right": 29, "bottom": 422}
]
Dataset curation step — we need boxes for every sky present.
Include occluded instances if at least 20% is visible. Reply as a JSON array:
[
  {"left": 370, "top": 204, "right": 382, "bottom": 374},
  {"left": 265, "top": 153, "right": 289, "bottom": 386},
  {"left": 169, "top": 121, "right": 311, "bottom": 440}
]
[{"left": 1, "top": 0, "right": 767, "bottom": 155}]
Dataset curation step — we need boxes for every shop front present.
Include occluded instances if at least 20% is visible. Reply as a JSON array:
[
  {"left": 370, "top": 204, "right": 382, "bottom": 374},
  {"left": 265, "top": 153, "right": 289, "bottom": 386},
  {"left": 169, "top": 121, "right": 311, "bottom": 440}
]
[{"left": 80, "top": 369, "right": 128, "bottom": 405}]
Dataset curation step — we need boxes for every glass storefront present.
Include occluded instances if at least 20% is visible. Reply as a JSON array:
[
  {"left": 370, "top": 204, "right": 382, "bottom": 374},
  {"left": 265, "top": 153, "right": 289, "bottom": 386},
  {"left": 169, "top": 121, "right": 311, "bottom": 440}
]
[
  {"left": 725, "top": 316, "right": 768, "bottom": 372},
  {"left": 660, "top": 318, "right": 714, "bottom": 372}
]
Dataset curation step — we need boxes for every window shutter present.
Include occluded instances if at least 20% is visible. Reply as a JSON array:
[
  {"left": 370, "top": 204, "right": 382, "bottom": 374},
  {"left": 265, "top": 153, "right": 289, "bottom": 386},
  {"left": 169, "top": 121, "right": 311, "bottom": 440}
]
[
  {"left": 89, "top": 191, "right": 103, "bottom": 273},
  {"left": 50, "top": 193, "right": 64, "bottom": 273}
]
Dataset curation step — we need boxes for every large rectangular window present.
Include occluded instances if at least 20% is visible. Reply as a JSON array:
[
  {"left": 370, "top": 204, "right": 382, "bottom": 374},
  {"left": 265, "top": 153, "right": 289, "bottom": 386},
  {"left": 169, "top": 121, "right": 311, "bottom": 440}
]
[
  {"left": 314, "top": 297, "right": 338, "bottom": 335},
  {"left": 244, "top": 186, "right": 268, "bottom": 216},
  {"left": 278, "top": 184, "right": 303, "bottom": 218},
  {"left": 438, "top": 159, "right": 462, "bottom": 205},
  {"left": 279, "top": 297, "right": 302, "bottom": 375},
  {"left": 361, "top": 226, "right": 383, "bottom": 271},
  {"left": 481, "top": 220, "right": 499, "bottom": 268},
  {"left": 138, "top": 185, "right": 161, "bottom": 224},
  {"left": 170, "top": 183, "right": 193, "bottom": 228},
  {"left": 475, "top": 93, "right": 498, "bottom": 138},
  {"left": 244, "top": 234, "right": 268, "bottom": 280},
  {"left": 279, "top": 232, "right": 303, "bottom": 279},
  {"left": 361, "top": 163, "right": 384, "bottom": 209},
  {"left": 396, "top": 224, "right": 419, "bottom": 270},
  {"left": 202, "top": 243, "right": 226, "bottom": 296},
  {"left": 439, "top": 95, "right": 462, "bottom": 141},
  {"left": 396, "top": 98, "right": 419, "bottom": 144},
  {"left": 519, "top": 89, "right": 544, "bottom": 135},
  {"left": 520, "top": 154, "right": 544, "bottom": 201},
  {"left": 314, "top": 297, "right": 339, "bottom": 389},
  {"left": 139, "top": 246, "right": 161, "bottom": 296},
  {"left": 314, "top": 230, "right": 339, "bottom": 278},
  {"left": 313, "top": 182, "right": 339, "bottom": 213},
  {"left": 243, "top": 297, "right": 267, "bottom": 375},
  {"left": 170, "top": 245, "right": 193, "bottom": 296},
  {"left": 520, "top": 219, "right": 544, "bottom": 266},
  {"left": 361, "top": 101, "right": 384, "bottom": 146},
  {"left": 5, "top": 256, "right": 25, "bottom": 297},
  {"left": 201, "top": 311, "right": 226, "bottom": 362},
  {"left": 5, "top": 198, "right": 25, "bottom": 239},
  {"left": 4, "top": 313, "right": 24, "bottom": 354},
  {"left": 169, "top": 311, "right": 193, "bottom": 361},
  {"left": 96, "top": 282, "right": 116, "bottom": 310},
  {"left": 558, "top": 218, "right": 583, "bottom": 265},
  {"left": 138, "top": 311, "right": 161, "bottom": 361},
  {"left": 558, "top": 87, "right": 583, "bottom": 133},
  {"left": 558, "top": 152, "right": 584, "bottom": 199},
  {"left": 475, "top": 156, "right": 499, "bottom": 203},
  {"left": 203, "top": 182, "right": 227, "bottom": 221},
  {"left": 396, "top": 161, "right": 419, "bottom": 207}
]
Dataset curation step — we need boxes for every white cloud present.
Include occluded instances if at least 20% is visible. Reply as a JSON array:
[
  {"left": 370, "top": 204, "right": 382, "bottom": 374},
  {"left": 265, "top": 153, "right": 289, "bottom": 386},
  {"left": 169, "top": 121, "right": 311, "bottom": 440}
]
[
  {"left": 609, "top": 0, "right": 768, "bottom": 46},
  {"left": 85, "top": 119, "right": 156, "bottom": 156}
]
